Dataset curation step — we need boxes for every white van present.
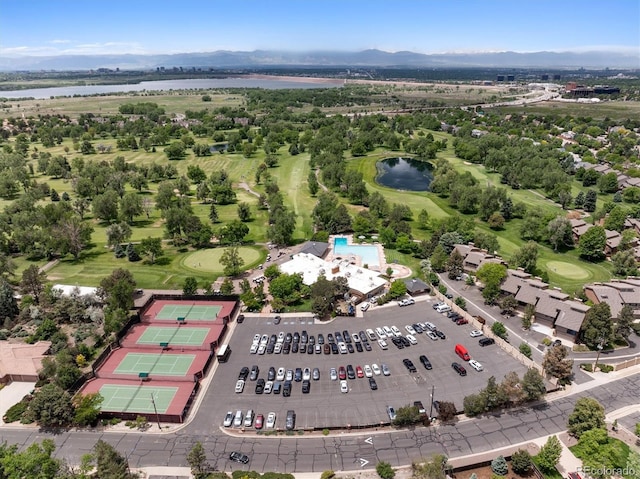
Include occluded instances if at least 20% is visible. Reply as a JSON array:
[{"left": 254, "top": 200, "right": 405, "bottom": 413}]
[
  {"left": 360, "top": 302, "right": 370, "bottom": 312},
  {"left": 436, "top": 304, "right": 452, "bottom": 313},
  {"left": 233, "top": 410, "right": 243, "bottom": 427}
]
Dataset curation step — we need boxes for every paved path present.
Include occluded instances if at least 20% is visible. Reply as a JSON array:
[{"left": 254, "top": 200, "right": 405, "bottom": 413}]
[{"left": 1, "top": 365, "right": 638, "bottom": 473}]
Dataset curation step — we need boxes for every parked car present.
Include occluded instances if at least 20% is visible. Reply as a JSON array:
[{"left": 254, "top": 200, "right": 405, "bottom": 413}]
[
  {"left": 346, "top": 364, "right": 356, "bottom": 379},
  {"left": 302, "top": 379, "right": 310, "bottom": 394},
  {"left": 419, "top": 355, "right": 432, "bottom": 370},
  {"left": 266, "top": 412, "right": 276, "bottom": 428},
  {"left": 369, "top": 377, "right": 378, "bottom": 390},
  {"left": 340, "top": 380, "right": 348, "bottom": 393},
  {"left": 452, "top": 362, "right": 467, "bottom": 376},
  {"left": 263, "top": 381, "right": 273, "bottom": 394},
  {"left": 479, "top": 338, "right": 495, "bottom": 347},
  {"left": 387, "top": 406, "right": 396, "bottom": 421},
  {"left": 456, "top": 318, "right": 469, "bottom": 325},
  {"left": 470, "top": 330, "right": 483, "bottom": 338},
  {"left": 267, "top": 367, "right": 276, "bottom": 381},
  {"left": 285, "top": 410, "right": 296, "bottom": 430},
  {"left": 403, "top": 359, "right": 417, "bottom": 372},
  {"left": 364, "top": 364, "right": 373, "bottom": 377},
  {"left": 330, "top": 367, "right": 338, "bottom": 381},
  {"left": 249, "top": 365, "right": 259, "bottom": 381},
  {"left": 414, "top": 401, "right": 426, "bottom": 414},
  {"left": 235, "top": 380, "right": 245, "bottom": 393},
  {"left": 276, "top": 367, "right": 285, "bottom": 381},
  {"left": 254, "top": 414, "right": 264, "bottom": 429},
  {"left": 381, "top": 363, "right": 391, "bottom": 376},
  {"left": 426, "top": 331, "right": 438, "bottom": 341},
  {"left": 255, "top": 378, "right": 265, "bottom": 394},
  {"left": 238, "top": 367, "right": 250, "bottom": 381},
  {"left": 233, "top": 410, "right": 243, "bottom": 427},
  {"left": 469, "top": 359, "right": 483, "bottom": 372},
  {"left": 312, "top": 367, "right": 320, "bottom": 380},
  {"left": 223, "top": 411, "right": 234, "bottom": 427},
  {"left": 229, "top": 452, "right": 249, "bottom": 464},
  {"left": 244, "top": 409, "right": 254, "bottom": 427},
  {"left": 372, "top": 363, "right": 381, "bottom": 376},
  {"left": 435, "top": 330, "right": 446, "bottom": 340}
]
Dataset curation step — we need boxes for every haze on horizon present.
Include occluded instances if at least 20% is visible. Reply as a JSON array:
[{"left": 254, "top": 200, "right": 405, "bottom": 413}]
[{"left": 0, "top": 0, "right": 638, "bottom": 58}]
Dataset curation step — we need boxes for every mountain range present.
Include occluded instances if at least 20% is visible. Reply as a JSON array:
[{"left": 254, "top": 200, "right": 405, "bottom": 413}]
[{"left": 0, "top": 49, "right": 638, "bottom": 71}]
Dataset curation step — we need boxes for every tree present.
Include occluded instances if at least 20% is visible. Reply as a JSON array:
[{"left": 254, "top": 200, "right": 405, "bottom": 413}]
[
  {"left": 616, "top": 304, "right": 634, "bottom": 343},
  {"left": 220, "top": 277, "right": 235, "bottom": 295},
  {"left": 568, "top": 397, "right": 606, "bottom": 438},
  {"left": 519, "top": 342, "right": 532, "bottom": 359},
  {"left": 511, "top": 449, "right": 533, "bottom": 475},
  {"left": 487, "top": 212, "right": 505, "bottom": 229},
  {"left": 579, "top": 226, "right": 606, "bottom": 261},
  {"left": 491, "top": 322, "right": 508, "bottom": 340},
  {"left": 0, "top": 278, "right": 19, "bottom": 326},
  {"left": 92, "top": 189, "right": 120, "bottom": 222},
  {"left": 20, "top": 265, "right": 47, "bottom": 304},
  {"left": 269, "top": 273, "right": 306, "bottom": 305},
  {"left": 604, "top": 205, "right": 628, "bottom": 232},
  {"left": 547, "top": 216, "right": 574, "bottom": 251},
  {"left": 218, "top": 220, "right": 249, "bottom": 245},
  {"left": 268, "top": 207, "right": 297, "bottom": 246},
  {"left": 164, "top": 140, "right": 186, "bottom": 160},
  {"left": 392, "top": 405, "right": 421, "bottom": 426},
  {"left": 139, "top": 237, "right": 164, "bottom": 264},
  {"left": 308, "top": 171, "right": 319, "bottom": 196},
  {"left": 57, "top": 217, "right": 94, "bottom": 260},
  {"left": 412, "top": 454, "right": 448, "bottom": 479},
  {"left": 209, "top": 203, "right": 219, "bottom": 223},
  {"left": 437, "top": 401, "right": 457, "bottom": 422},
  {"left": 611, "top": 249, "right": 638, "bottom": 277},
  {"left": 0, "top": 439, "right": 62, "bottom": 479},
  {"left": 387, "top": 279, "right": 407, "bottom": 299},
  {"left": 237, "top": 202, "right": 252, "bottom": 222},
  {"left": 119, "top": 192, "right": 143, "bottom": 223},
  {"left": 187, "top": 165, "right": 207, "bottom": 184},
  {"left": 430, "top": 244, "right": 448, "bottom": 273},
  {"left": 499, "top": 371, "right": 526, "bottom": 405},
  {"left": 417, "top": 209, "right": 429, "bottom": 229},
  {"left": 183, "top": 277, "right": 198, "bottom": 296},
  {"left": 542, "top": 344, "right": 574, "bottom": 385},
  {"left": 510, "top": 241, "right": 538, "bottom": 274},
  {"left": 598, "top": 172, "right": 619, "bottom": 194},
  {"left": 92, "top": 439, "right": 137, "bottom": 478},
  {"left": 536, "top": 435, "right": 562, "bottom": 472},
  {"left": 106, "top": 222, "right": 132, "bottom": 249},
  {"left": 581, "top": 302, "right": 613, "bottom": 349},
  {"left": 98, "top": 268, "right": 136, "bottom": 311},
  {"left": 463, "top": 393, "right": 486, "bottom": 417},
  {"left": 187, "top": 441, "right": 209, "bottom": 479},
  {"left": 220, "top": 247, "right": 244, "bottom": 277},
  {"left": 522, "top": 304, "right": 535, "bottom": 330},
  {"left": 26, "top": 383, "right": 74, "bottom": 427},
  {"left": 584, "top": 190, "right": 598, "bottom": 212},
  {"left": 376, "top": 461, "right": 395, "bottom": 479},
  {"left": 574, "top": 190, "right": 585, "bottom": 208},
  {"left": 521, "top": 368, "right": 546, "bottom": 401},
  {"left": 73, "top": 392, "right": 103, "bottom": 426},
  {"left": 483, "top": 375, "right": 508, "bottom": 410},
  {"left": 446, "top": 250, "right": 464, "bottom": 280},
  {"left": 476, "top": 263, "right": 507, "bottom": 304},
  {"left": 500, "top": 295, "right": 517, "bottom": 316},
  {"left": 491, "top": 455, "right": 508, "bottom": 476}
]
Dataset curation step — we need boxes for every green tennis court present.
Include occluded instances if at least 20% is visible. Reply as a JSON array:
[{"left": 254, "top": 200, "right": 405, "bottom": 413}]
[
  {"left": 155, "top": 304, "right": 221, "bottom": 321},
  {"left": 136, "top": 326, "right": 210, "bottom": 346},
  {"left": 114, "top": 353, "right": 195, "bottom": 376},
  {"left": 99, "top": 384, "right": 177, "bottom": 413}
]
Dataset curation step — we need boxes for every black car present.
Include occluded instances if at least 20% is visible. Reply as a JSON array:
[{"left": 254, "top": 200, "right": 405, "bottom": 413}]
[
  {"left": 249, "top": 365, "right": 259, "bottom": 381},
  {"left": 283, "top": 380, "right": 292, "bottom": 397},
  {"left": 266, "top": 343, "right": 275, "bottom": 354},
  {"left": 237, "top": 314, "right": 245, "bottom": 323},
  {"left": 267, "top": 367, "right": 276, "bottom": 381},
  {"left": 285, "top": 333, "right": 293, "bottom": 343},
  {"left": 273, "top": 381, "right": 282, "bottom": 394},
  {"left": 293, "top": 332, "right": 300, "bottom": 343},
  {"left": 331, "top": 343, "right": 339, "bottom": 354},
  {"left": 230, "top": 451, "right": 250, "bottom": 464},
  {"left": 392, "top": 337, "right": 404, "bottom": 349},
  {"left": 399, "top": 336, "right": 410, "bottom": 347},
  {"left": 435, "top": 330, "right": 446, "bottom": 340},
  {"left": 412, "top": 323, "right": 423, "bottom": 333},
  {"left": 414, "top": 401, "right": 426, "bottom": 414},
  {"left": 291, "top": 342, "right": 298, "bottom": 353},
  {"left": 363, "top": 341, "right": 372, "bottom": 352},
  {"left": 308, "top": 335, "right": 315, "bottom": 345},
  {"left": 302, "top": 379, "right": 310, "bottom": 394},
  {"left": 294, "top": 368, "right": 303, "bottom": 382},
  {"left": 355, "top": 342, "right": 363, "bottom": 352},
  {"left": 343, "top": 330, "right": 352, "bottom": 343},
  {"left": 346, "top": 364, "right": 356, "bottom": 379},
  {"left": 346, "top": 343, "right": 354, "bottom": 353},
  {"left": 419, "top": 355, "right": 432, "bottom": 370},
  {"left": 255, "top": 378, "right": 265, "bottom": 394},
  {"left": 450, "top": 313, "right": 462, "bottom": 321},
  {"left": 359, "top": 331, "right": 367, "bottom": 342},
  {"left": 479, "top": 338, "right": 496, "bottom": 347},
  {"left": 317, "top": 334, "right": 325, "bottom": 345},
  {"left": 283, "top": 343, "right": 291, "bottom": 354},
  {"left": 369, "top": 377, "right": 378, "bottom": 390},
  {"left": 403, "top": 359, "right": 417, "bottom": 372},
  {"left": 452, "top": 362, "right": 467, "bottom": 376},
  {"left": 301, "top": 330, "right": 308, "bottom": 343},
  {"left": 273, "top": 315, "right": 281, "bottom": 325},
  {"left": 327, "top": 333, "right": 335, "bottom": 343},
  {"left": 270, "top": 334, "right": 277, "bottom": 344},
  {"left": 238, "top": 367, "right": 250, "bottom": 381},
  {"left": 335, "top": 332, "right": 343, "bottom": 343},
  {"left": 307, "top": 344, "right": 314, "bottom": 355},
  {"left": 300, "top": 343, "right": 307, "bottom": 353}
]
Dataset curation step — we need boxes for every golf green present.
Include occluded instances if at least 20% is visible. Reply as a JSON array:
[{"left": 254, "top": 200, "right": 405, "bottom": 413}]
[
  {"left": 182, "top": 246, "right": 262, "bottom": 273},
  {"left": 545, "top": 261, "right": 590, "bottom": 280}
]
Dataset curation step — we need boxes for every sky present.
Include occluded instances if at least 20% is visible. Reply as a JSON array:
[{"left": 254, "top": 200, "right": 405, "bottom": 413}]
[{"left": 1, "top": 0, "right": 639, "bottom": 57}]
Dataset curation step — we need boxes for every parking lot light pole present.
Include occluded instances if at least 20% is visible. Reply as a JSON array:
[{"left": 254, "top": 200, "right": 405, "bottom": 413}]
[
  {"left": 593, "top": 336, "right": 605, "bottom": 371},
  {"left": 150, "top": 393, "right": 161, "bottom": 430},
  {"left": 429, "top": 385, "right": 435, "bottom": 421}
]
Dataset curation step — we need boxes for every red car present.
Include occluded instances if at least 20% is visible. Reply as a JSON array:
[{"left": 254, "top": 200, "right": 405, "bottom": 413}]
[
  {"left": 356, "top": 366, "right": 364, "bottom": 378},
  {"left": 456, "top": 318, "right": 469, "bottom": 325},
  {"left": 254, "top": 414, "right": 264, "bottom": 429},
  {"left": 338, "top": 366, "right": 347, "bottom": 380}
]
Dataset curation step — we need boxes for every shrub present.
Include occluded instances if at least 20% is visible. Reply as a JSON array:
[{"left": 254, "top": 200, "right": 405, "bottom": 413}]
[
  {"left": 321, "top": 471, "right": 335, "bottom": 479},
  {"left": 542, "top": 337, "right": 552, "bottom": 346},
  {"left": 581, "top": 363, "right": 593, "bottom": 372},
  {"left": 511, "top": 449, "right": 532, "bottom": 475},
  {"left": 322, "top": 428, "right": 330, "bottom": 436},
  {"left": 463, "top": 393, "right": 486, "bottom": 417},
  {"left": 376, "top": 461, "right": 395, "bottom": 479},
  {"left": 491, "top": 455, "right": 508, "bottom": 476},
  {"left": 519, "top": 343, "right": 532, "bottom": 359},
  {"left": 597, "top": 363, "right": 614, "bottom": 373},
  {"left": 3, "top": 400, "right": 28, "bottom": 423}
]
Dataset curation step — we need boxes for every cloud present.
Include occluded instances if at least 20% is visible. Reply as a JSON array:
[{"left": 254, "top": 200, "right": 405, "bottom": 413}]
[
  {"left": 49, "top": 39, "right": 71, "bottom": 44},
  {"left": 0, "top": 41, "right": 151, "bottom": 57}
]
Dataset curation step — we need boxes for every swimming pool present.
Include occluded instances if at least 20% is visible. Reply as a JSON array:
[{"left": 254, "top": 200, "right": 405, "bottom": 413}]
[{"left": 333, "top": 237, "right": 380, "bottom": 267}]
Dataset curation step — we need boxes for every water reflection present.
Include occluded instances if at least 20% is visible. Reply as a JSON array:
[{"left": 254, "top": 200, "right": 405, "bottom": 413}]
[{"left": 375, "top": 157, "right": 433, "bottom": 191}]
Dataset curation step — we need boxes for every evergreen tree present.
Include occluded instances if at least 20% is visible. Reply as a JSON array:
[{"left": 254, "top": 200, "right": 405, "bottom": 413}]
[
  {"left": 0, "top": 278, "right": 18, "bottom": 327},
  {"left": 209, "top": 203, "right": 219, "bottom": 223},
  {"left": 491, "top": 455, "right": 508, "bottom": 476},
  {"left": 584, "top": 190, "right": 597, "bottom": 212},
  {"left": 574, "top": 191, "right": 585, "bottom": 208}
]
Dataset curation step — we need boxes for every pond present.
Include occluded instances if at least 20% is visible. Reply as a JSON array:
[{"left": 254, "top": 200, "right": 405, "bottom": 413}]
[{"left": 375, "top": 157, "right": 433, "bottom": 191}]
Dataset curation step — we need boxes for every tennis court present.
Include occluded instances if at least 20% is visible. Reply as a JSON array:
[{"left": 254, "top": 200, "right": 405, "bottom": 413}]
[
  {"left": 114, "top": 352, "right": 195, "bottom": 376},
  {"left": 99, "top": 384, "right": 178, "bottom": 414},
  {"left": 136, "top": 326, "right": 210, "bottom": 347},
  {"left": 155, "top": 304, "right": 221, "bottom": 321}
]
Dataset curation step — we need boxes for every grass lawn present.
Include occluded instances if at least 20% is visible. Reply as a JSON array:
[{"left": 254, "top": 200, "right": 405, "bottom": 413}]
[
  {"left": 181, "top": 246, "right": 263, "bottom": 273},
  {"left": 570, "top": 435, "right": 632, "bottom": 478}
]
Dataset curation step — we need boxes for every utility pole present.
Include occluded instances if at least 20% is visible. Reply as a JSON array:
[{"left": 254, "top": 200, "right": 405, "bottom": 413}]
[
  {"left": 429, "top": 384, "right": 435, "bottom": 421},
  {"left": 593, "top": 336, "right": 605, "bottom": 371},
  {"left": 150, "top": 393, "right": 161, "bottom": 430}
]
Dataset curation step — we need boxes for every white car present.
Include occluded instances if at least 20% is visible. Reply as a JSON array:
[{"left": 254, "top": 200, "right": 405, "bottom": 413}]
[
  {"left": 303, "top": 367, "right": 311, "bottom": 381},
  {"left": 470, "top": 330, "right": 484, "bottom": 338},
  {"left": 330, "top": 367, "right": 338, "bottom": 380},
  {"left": 264, "top": 381, "right": 273, "bottom": 393},
  {"left": 235, "top": 380, "right": 245, "bottom": 393},
  {"left": 375, "top": 327, "right": 386, "bottom": 339},
  {"left": 244, "top": 409, "right": 254, "bottom": 427},
  {"left": 257, "top": 344, "right": 266, "bottom": 355},
  {"left": 285, "top": 369, "right": 293, "bottom": 381},
  {"left": 364, "top": 365, "right": 373, "bottom": 378},
  {"left": 277, "top": 332, "right": 285, "bottom": 343},
  {"left": 276, "top": 367, "right": 285, "bottom": 381},
  {"left": 469, "top": 359, "right": 483, "bottom": 372},
  {"left": 424, "top": 322, "right": 436, "bottom": 331},
  {"left": 340, "top": 380, "right": 348, "bottom": 393},
  {"left": 405, "top": 325, "right": 416, "bottom": 335},
  {"left": 253, "top": 334, "right": 261, "bottom": 344},
  {"left": 406, "top": 297, "right": 415, "bottom": 305},
  {"left": 366, "top": 329, "right": 377, "bottom": 341},
  {"left": 406, "top": 334, "right": 417, "bottom": 345},
  {"left": 351, "top": 333, "right": 361, "bottom": 343},
  {"left": 260, "top": 334, "right": 269, "bottom": 345},
  {"left": 383, "top": 326, "right": 393, "bottom": 337},
  {"left": 274, "top": 342, "right": 282, "bottom": 354},
  {"left": 249, "top": 343, "right": 258, "bottom": 354},
  {"left": 426, "top": 331, "right": 438, "bottom": 341},
  {"left": 338, "top": 342, "right": 348, "bottom": 354},
  {"left": 378, "top": 339, "right": 388, "bottom": 350},
  {"left": 233, "top": 410, "right": 243, "bottom": 427},
  {"left": 266, "top": 412, "right": 276, "bottom": 429},
  {"left": 372, "top": 363, "right": 381, "bottom": 376}
]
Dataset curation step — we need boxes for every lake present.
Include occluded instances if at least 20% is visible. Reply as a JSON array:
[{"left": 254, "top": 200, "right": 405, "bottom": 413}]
[
  {"left": 375, "top": 157, "right": 433, "bottom": 191},
  {"left": 0, "top": 77, "right": 344, "bottom": 99}
]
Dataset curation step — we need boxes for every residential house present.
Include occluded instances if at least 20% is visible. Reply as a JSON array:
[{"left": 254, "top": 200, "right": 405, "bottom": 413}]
[{"left": 584, "top": 278, "right": 640, "bottom": 319}]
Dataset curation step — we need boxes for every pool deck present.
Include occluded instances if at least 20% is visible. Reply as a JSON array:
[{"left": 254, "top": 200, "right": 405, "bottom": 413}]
[{"left": 327, "top": 235, "right": 411, "bottom": 279}]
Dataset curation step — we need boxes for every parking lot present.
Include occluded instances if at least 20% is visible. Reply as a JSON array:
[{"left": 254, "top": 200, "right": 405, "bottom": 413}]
[{"left": 211, "top": 296, "right": 530, "bottom": 431}]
